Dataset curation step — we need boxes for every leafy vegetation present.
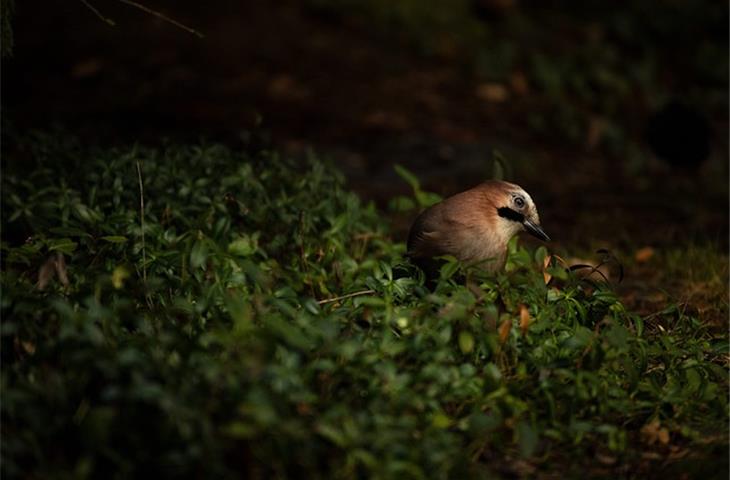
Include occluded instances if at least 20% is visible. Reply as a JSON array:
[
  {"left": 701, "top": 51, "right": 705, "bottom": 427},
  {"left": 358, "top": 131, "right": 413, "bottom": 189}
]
[{"left": 2, "top": 135, "right": 727, "bottom": 478}]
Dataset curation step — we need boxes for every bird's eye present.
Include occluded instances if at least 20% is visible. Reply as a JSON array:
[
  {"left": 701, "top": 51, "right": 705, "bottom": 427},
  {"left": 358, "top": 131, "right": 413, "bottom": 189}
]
[{"left": 514, "top": 196, "right": 525, "bottom": 208}]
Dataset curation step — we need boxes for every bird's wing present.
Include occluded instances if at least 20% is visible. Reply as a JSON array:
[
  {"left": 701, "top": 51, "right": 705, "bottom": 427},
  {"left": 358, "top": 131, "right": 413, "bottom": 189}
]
[{"left": 407, "top": 204, "right": 468, "bottom": 259}]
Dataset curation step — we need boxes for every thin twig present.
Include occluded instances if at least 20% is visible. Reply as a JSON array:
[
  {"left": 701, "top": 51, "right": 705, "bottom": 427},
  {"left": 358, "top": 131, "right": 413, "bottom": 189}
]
[
  {"left": 136, "top": 160, "right": 147, "bottom": 285},
  {"left": 78, "top": 0, "right": 204, "bottom": 37},
  {"left": 116, "top": 0, "right": 204, "bottom": 38},
  {"left": 79, "top": 0, "right": 117, "bottom": 26},
  {"left": 317, "top": 289, "right": 376, "bottom": 305}
]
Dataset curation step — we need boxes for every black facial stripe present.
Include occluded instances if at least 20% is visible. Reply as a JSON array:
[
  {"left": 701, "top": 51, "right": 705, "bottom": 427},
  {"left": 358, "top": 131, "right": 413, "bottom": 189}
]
[{"left": 497, "top": 207, "right": 525, "bottom": 223}]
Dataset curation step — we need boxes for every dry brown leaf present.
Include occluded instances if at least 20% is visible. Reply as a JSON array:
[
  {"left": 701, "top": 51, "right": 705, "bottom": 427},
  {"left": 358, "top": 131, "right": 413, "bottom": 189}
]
[
  {"left": 641, "top": 419, "right": 670, "bottom": 445},
  {"left": 635, "top": 246, "right": 655, "bottom": 263},
  {"left": 37, "top": 257, "right": 56, "bottom": 291},
  {"left": 641, "top": 451, "right": 662, "bottom": 460},
  {"left": 476, "top": 83, "right": 509, "bottom": 103},
  {"left": 551, "top": 254, "right": 570, "bottom": 268},
  {"left": 363, "top": 110, "right": 410, "bottom": 130},
  {"left": 542, "top": 254, "right": 552, "bottom": 285},
  {"left": 511, "top": 459, "right": 536, "bottom": 476},
  {"left": 667, "top": 445, "right": 689, "bottom": 460},
  {"left": 21, "top": 341, "right": 36, "bottom": 355},
  {"left": 519, "top": 305, "right": 530, "bottom": 335},
  {"left": 71, "top": 58, "right": 103, "bottom": 78},
  {"left": 586, "top": 115, "right": 607, "bottom": 150},
  {"left": 510, "top": 71, "right": 529, "bottom": 96},
  {"left": 54, "top": 252, "right": 69, "bottom": 288},
  {"left": 267, "top": 74, "right": 309, "bottom": 101},
  {"left": 37, "top": 253, "right": 70, "bottom": 290},
  {"left": 645, "top": 291, "right": 667, "bottom": 303},
  {"left": 13, "top": 337, "right": 36, "bottom": 356},
  {"left": 498, "top": 317, "right": 511, "bottom": 344}
]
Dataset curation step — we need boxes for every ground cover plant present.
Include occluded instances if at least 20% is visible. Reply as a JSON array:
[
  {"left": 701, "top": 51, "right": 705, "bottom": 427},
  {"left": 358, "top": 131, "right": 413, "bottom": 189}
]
[{"left": 2, "top": 135, "right": 727, "bottom": 478}]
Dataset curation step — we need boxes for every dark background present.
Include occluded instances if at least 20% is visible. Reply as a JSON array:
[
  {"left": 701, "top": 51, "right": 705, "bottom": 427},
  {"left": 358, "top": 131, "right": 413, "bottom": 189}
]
[{"left": 3, "top": 0, "right": 728, "bottom": 254}]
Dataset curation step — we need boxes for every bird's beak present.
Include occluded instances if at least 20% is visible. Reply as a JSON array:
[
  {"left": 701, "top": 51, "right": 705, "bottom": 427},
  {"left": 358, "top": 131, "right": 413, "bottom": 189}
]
[{"left": 523, "top": 219, "right": 550, "bottom": 241}]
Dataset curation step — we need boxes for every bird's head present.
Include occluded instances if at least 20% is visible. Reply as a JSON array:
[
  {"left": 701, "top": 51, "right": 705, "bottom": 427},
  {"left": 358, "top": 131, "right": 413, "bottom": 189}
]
[{"left": 488, "top": 181, "right": 550, "bottom": 242}]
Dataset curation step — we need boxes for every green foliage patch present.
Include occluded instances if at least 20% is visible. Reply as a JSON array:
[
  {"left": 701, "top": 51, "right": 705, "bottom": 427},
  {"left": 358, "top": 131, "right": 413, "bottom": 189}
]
[{"left": 2, "top": 136, "right": 727, "bottom": 478}]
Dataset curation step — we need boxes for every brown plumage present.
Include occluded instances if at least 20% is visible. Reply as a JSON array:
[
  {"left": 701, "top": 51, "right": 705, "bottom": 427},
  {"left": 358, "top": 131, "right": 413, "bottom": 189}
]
[{"left": 407, "top": 180, "right": 549, "bottom": 278}]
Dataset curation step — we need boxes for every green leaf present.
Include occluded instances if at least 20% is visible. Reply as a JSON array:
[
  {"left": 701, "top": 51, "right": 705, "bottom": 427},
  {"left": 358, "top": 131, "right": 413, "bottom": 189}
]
[
  {"left": 534, "top": 246, "right": 548, "bottom": 265},
  {"left": 111, "top": 266, "right": 130, "bottom": 289},
  {"left": 484, "top": 363, "right": 502, "bottom": 382},
  {"left": 48, "top": 238, "right": 78, "bottom": 254},
  {"left": 393, "top": 164, "right": 420, "bottom": 190},
  {"left": 492, "top": 150, "right": 506, "bottom": 180},
  {"left": 388, "top": 196, "right": 416, "bottom": 212},
  {"left": 101, "top": 235, "right": 127, "bottom": 244},
  {"left": 438, "top": 256, "right": 460, "bottom": 281},
  {"left": 228, "top": 234, "right": 258, "bottom": 257},
  {"left": 458, "top": 330, "right": 475, "bottom": 354},
  {"left": 684, "top": 368, "right": 702, "bottom": 394},
  {"left": 605, "top": 324, "right": 629, "bottom": 350},
  {"left": 316, "top": 423, "right": 347, "bottom": 447},
  {"left": 190, "top": 240, "right": 209, "bottom": 270},
  {"left": 432, "top": 412, "right": 452, "bottom": 429},
  {"left": 264, "top": 316, "right": 312, "bottom": 351},
  {"left": 517, "top": 420, "right": 539, "bottom": 457},
  {"left": 565, "top": 326, "right": 593, "bottom": 350},
  {"left": 225, "top": 421, "right": 257, "bottom": 439},
  {"left": 74, "top": 203, "right": 102, "bottom": 224}
]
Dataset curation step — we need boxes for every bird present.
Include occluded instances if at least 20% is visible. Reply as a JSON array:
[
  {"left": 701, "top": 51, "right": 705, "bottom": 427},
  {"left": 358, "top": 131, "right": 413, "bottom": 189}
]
[{"left": 407, "top": 180, "right": 549, "bottom": 282}]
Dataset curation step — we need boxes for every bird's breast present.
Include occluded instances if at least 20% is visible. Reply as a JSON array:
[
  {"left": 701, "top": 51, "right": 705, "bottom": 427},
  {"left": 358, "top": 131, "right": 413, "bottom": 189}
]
[{"left": 445, "top": 224, "right": 509, "bottom": 271}]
